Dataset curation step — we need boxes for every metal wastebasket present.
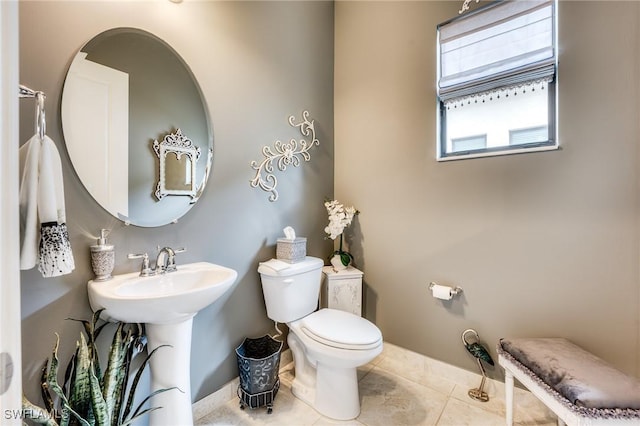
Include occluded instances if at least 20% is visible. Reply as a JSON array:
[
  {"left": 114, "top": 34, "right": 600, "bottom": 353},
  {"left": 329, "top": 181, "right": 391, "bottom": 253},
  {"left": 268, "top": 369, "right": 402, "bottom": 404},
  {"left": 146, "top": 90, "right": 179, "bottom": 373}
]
[{"left": 235, "top": 335, "right": 283, "bottom": 413}]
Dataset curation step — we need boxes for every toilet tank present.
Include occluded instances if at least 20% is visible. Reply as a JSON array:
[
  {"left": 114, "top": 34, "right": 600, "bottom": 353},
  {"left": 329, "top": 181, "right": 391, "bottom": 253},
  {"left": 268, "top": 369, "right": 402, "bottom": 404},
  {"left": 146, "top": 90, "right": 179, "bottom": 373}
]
[{"left": 258, "top": 256, "right": 324, "bottom": 323}]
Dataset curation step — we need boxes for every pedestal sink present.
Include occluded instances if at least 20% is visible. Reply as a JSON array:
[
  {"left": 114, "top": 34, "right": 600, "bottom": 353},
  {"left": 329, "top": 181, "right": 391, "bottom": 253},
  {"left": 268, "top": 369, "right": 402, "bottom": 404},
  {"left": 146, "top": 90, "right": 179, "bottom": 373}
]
[{"left": 88, "top": 262, "right": 238, "bottom": 426}]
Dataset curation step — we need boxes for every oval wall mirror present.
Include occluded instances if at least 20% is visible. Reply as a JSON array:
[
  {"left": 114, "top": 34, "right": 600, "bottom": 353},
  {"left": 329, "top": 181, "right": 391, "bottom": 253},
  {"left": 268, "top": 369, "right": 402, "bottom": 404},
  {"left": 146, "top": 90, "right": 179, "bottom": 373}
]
[{"left": 61, "top": 28, "right": 212, "bottom": 227}]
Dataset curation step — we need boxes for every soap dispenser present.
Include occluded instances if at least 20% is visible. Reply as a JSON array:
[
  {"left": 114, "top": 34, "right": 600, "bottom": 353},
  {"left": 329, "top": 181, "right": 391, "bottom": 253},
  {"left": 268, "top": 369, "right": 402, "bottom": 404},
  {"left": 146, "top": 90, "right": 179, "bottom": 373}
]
[{"left": 90, "top": 229, "right": 114, "bottom": 281}]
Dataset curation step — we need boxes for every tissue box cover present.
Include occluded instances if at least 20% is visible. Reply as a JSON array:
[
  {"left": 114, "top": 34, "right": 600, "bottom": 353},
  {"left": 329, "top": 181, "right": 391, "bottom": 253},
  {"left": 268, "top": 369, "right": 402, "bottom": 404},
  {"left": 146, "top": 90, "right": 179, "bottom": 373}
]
[{"left": 276, "top": 237, "right": 307, "bottom": 263}]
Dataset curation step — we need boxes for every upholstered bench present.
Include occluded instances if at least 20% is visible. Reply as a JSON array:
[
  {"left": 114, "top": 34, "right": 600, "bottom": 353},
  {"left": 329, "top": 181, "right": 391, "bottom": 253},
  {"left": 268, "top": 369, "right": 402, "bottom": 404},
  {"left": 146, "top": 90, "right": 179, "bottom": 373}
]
[{"left": 497, "top": 338, "right": 640, "bottom": 426}]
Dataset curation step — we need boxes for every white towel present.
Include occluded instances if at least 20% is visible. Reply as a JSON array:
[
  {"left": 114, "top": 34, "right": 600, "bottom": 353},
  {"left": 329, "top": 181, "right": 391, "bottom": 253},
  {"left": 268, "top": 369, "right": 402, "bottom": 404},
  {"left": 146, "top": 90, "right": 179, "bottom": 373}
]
[
  {"left": 19, "top": 135, "right": 75, "bottom": 277},
  {"left": 19, "top": 135, "right": 40, "bottom": 270},
  {"left": 259, "top": 259, "right": 291, "bottom": 272}
]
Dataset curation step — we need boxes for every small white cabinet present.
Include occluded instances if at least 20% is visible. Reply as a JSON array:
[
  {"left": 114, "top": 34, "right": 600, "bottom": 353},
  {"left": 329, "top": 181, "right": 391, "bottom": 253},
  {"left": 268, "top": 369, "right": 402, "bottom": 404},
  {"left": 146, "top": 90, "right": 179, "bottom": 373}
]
[{"left": 321, "top": 266, "right": 363, "bottom": 316}]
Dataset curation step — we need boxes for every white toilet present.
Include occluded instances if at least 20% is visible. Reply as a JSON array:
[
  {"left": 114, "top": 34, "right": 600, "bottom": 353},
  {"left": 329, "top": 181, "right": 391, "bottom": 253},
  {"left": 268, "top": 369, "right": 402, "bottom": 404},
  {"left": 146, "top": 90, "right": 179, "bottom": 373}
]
[{"left": 258, "top": 256, "right": 383, "bottom": 421}]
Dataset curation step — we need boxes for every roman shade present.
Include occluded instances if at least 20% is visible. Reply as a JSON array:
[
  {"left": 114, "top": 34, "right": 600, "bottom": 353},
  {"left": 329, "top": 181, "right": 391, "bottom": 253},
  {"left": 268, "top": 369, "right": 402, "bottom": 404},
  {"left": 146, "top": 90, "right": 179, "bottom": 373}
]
[{"left": 438, "top": 0, "right": 556, "bottom": 102}]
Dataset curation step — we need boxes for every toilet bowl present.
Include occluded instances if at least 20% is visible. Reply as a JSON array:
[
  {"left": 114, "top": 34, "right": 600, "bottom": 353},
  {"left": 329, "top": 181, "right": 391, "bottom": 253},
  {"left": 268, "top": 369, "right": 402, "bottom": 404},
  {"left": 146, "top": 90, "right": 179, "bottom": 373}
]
[
  {"left": 258, "top": 257, "right": 383, "bottom": 420},
  {"left": 288, "top": 308, "right": 383, "bottom": 419}
]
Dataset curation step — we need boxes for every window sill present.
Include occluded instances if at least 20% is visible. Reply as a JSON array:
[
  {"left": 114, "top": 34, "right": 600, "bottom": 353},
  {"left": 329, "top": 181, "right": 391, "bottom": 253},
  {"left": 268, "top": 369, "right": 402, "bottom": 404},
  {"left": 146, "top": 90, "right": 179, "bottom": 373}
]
[{"left": 436, "top": 143, "right": 560, "bottom": 162}]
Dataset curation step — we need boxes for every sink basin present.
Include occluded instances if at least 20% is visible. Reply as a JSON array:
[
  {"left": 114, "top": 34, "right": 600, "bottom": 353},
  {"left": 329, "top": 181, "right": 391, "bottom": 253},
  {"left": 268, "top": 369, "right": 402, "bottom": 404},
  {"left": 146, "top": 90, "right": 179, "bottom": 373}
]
[
  {"left": 87, "top": 261, "right": 238, "bottom": 426},
  {"left": 88, "top": 261, "right": 237, "bottom": 324}
]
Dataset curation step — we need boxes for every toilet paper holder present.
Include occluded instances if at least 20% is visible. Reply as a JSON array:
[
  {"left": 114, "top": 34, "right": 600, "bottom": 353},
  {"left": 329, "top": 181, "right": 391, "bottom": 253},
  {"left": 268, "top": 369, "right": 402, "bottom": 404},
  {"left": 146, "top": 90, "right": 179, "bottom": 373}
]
[{"left": 429, "top": 282, "right": 463, "bottom": 297}]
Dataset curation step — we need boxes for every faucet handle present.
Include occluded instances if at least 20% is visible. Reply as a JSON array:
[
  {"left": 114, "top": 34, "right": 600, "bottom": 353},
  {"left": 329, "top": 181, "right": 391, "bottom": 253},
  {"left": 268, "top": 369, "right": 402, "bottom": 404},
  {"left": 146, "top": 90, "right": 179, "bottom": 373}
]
[{"left": 127, "top": 253, "right": 155, "bottom": 277}]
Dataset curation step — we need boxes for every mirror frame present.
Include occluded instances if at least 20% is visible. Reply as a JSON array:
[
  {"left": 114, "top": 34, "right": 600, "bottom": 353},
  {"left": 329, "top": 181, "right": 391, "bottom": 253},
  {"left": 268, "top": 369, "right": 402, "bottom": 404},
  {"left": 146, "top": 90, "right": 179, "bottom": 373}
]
[{"left": 153, "top": 129, "right": 201, "bottom": 201}]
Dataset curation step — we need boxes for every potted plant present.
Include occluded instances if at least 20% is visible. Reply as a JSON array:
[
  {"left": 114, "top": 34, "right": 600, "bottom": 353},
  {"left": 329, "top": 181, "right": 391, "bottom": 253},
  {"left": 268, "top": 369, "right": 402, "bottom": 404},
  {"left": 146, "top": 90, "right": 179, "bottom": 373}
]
[
  {"left": 324, "top": 199, "right": 359, "bottom": 270},
  {"left": 22, "top": 309, "right": 175, "bottom": 426}
]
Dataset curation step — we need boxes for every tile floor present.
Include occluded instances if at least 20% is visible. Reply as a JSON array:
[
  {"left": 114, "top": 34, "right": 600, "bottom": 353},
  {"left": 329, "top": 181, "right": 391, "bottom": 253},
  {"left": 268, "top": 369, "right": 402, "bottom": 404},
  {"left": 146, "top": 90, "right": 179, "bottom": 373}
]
[{"left": 194, "top": 342, "right": 557, "bottom": 425}]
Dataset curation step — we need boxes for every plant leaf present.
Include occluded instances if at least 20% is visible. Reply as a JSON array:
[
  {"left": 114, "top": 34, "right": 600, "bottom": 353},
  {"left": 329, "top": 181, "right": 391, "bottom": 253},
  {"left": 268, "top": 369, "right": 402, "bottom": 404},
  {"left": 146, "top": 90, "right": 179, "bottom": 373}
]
[
  {"left": 40, "top": 359, "right": 56, "bottom": 416},
  {"left": 90, "top": 309, "right": 107, "bottom": 386},
  {"left": 111, "top": 325, "right": 138, "bottom": 426},
  {"left": 121, "top": 344, "right": 171, "bottom": 422},
  {"left": 101, "top": 323, "right": 129, "bottom": 424},
  {"left": 68, "top": 309, "right": 105, "bottom": 389},
  {"left": 129, "top": 387, "right": 180, "bottom": 420},
  {"left": 88, "top": 362, "right": 110, "bottom": 426},
  {"left": 46, "top": 335, "right": 72, "bottom": 422},
  {"left": 64, "top": 405, "right": 92, "bottom": 426},
  {"left": 23, "top": 394, "right": 59, "bottom": 426},
  {"left": 69, "top": 335, "right": 92, "bottom": 423},
  {"left": 119, "top": 407, "right": 161, "bottom": 426},
  {"left": 44, "top": 334, "right": 94, "bottom": 426},
  {"left": 62, "top": 349, "right": 76, "bottom": 398},
  {"left": 93, "top": 322, "right": 109, "bottom": 341}
]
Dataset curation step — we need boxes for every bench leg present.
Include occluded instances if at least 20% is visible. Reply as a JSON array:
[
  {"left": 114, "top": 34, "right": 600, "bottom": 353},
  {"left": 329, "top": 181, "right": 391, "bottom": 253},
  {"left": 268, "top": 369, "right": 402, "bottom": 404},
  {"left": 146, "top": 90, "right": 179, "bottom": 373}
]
[{"left": 505, "top": 369, "right": 514, "bottom": 426}]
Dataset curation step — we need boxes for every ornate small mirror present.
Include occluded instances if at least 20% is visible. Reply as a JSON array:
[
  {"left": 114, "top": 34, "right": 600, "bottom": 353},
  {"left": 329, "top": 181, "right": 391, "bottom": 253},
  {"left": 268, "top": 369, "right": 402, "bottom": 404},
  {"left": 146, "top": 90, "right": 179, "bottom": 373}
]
[
  {"left": 153, "top": 129, "right": 201, "bottom": 201},
  {"left": 61, "top": 28, "right": 212, "bottom": 227}
]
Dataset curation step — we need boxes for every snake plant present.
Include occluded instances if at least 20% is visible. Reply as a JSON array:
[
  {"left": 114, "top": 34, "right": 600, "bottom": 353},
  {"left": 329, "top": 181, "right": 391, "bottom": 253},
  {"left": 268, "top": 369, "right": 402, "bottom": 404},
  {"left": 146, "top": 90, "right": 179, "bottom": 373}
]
[{"left": 23, "top": 309, "right": 176, "bottom": 426}]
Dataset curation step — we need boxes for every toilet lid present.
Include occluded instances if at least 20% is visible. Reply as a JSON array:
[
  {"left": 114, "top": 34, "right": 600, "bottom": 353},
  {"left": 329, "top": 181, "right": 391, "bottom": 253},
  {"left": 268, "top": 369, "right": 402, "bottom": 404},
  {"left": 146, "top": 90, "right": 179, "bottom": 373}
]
[{"left": 300, "top": 309, "right": 382, "bottom": 350}]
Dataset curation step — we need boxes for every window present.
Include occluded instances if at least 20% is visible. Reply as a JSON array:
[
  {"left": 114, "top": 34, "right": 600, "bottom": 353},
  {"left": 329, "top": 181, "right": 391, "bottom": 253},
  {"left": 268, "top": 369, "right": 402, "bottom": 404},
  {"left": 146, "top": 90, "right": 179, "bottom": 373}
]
[
  {"left": 452, "top": 134, "right": 487, "bottom": 152},
  {"left": 437, "top": 0, "right": 558, "bottom": 160},
  {"left": 509, "top": 125, "right": 548, "bottom": 145}
]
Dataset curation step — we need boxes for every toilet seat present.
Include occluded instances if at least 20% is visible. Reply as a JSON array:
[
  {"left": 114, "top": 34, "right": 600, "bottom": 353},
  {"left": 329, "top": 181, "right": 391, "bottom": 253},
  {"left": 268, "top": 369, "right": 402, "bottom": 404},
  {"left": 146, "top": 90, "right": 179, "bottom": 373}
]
[{"left": 300, "top": 308, "right": 382, "bottom": 350}]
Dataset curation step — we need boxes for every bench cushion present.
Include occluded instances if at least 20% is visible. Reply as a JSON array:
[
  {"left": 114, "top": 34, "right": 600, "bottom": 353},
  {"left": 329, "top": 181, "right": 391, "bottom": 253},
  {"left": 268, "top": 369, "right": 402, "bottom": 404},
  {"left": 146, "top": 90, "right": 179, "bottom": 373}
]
[{"left": 500, "top": 338, "right": 640, "bottom": 410}]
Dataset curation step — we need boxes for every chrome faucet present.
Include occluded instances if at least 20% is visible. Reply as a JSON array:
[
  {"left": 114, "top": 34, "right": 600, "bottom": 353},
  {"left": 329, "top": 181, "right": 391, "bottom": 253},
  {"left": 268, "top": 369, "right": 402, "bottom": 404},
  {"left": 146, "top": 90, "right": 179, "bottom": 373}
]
[
  {"left": 155, "top": 246, "right": 186, "bottom": 274},
  {"left": 156, "top": 247, "right": 175, "bottom": 274},
  {"left": 128, "top": 247, "right": 186, "bottom": 276}
]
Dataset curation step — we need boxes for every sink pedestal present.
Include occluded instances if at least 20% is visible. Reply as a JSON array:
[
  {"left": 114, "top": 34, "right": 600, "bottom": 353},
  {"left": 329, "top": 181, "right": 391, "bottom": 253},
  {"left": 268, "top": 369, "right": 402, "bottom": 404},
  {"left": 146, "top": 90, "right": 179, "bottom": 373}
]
[
  {"left": 146, "top": 318, "right": 195, "bottom": 426},
  {"left": 87, "top": 261, "right": 238, "bottom": 426}
]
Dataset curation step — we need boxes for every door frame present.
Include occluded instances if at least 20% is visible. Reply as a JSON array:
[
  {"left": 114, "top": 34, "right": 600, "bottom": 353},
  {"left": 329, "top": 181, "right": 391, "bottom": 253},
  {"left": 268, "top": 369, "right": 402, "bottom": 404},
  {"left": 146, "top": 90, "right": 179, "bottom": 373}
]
[{"left": 0, "top": 1, "right": 23, "bottom": 423}]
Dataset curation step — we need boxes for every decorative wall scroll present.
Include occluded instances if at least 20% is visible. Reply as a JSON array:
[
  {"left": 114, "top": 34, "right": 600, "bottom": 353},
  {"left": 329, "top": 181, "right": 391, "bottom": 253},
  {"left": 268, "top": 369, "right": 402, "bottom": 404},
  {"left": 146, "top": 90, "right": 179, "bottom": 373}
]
[
  {"left": 459, "top": 0, "right": 479, "bottom": 14},
  {"left": 250, "top": 111, "right": 319, "bottom": 202}
]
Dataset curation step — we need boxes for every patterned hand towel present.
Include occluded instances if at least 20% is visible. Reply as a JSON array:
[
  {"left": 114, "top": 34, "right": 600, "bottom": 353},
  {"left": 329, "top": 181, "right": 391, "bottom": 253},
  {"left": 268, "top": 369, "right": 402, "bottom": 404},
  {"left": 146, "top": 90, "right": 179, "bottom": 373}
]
[{"left": 19, "top": 135, "right": 75, "bottom": 277}]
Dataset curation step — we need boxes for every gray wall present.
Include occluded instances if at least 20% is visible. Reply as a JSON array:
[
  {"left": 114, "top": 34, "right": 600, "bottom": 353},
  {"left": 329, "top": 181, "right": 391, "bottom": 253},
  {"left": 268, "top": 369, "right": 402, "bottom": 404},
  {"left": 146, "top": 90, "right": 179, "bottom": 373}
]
[
  {"left": 335, "top": 0, "right": 640, "bottom": 379},
  {"left": 19, "top": 0, "right": 334, "bottom": 407}
]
